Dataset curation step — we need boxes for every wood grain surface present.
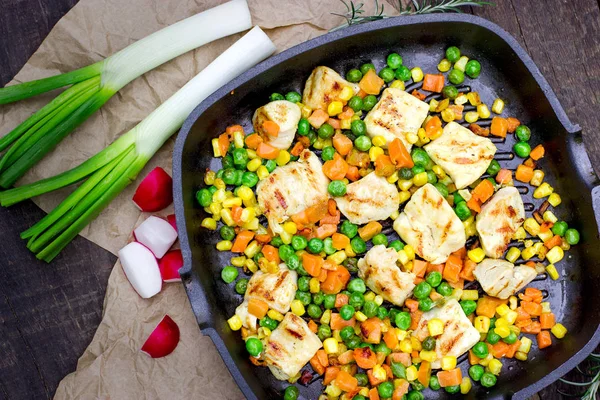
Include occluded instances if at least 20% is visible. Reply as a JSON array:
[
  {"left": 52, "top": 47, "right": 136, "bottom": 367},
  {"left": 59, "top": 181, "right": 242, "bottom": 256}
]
[{"left": 0, "top": 0, "right": 598, "bottom": 399}]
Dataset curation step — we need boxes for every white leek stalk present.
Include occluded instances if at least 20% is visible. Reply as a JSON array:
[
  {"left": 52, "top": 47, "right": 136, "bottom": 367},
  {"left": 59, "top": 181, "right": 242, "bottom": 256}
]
[
  {"left": 0, "top": 0, "right": 252, "bottom": 188},
  {"left": 1, "top": 26, "right": 275, "bottom": 262}
]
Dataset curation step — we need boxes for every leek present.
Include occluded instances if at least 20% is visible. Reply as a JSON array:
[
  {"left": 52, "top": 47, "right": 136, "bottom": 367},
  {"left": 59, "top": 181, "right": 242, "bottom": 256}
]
[
  {"left": 0, "top": 26, "right": 275, "bottom": 262},
  {"left": 0, "top": 0, "right": 252, "bottom": 188}
]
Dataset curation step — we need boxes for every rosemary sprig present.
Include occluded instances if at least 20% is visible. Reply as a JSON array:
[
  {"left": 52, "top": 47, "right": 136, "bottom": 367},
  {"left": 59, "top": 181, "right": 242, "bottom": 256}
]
[
  {"left": 331, "top": 0, "right": 492, "bottom": 32},
  {"left": 558, "top": 352, "right": 600, "bottom": 399}
]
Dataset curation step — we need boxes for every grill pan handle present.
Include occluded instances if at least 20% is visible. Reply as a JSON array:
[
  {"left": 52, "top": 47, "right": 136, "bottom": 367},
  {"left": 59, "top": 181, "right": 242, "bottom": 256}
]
[{"left": 592, "top": 186, "right": 600, "bottom": 230}]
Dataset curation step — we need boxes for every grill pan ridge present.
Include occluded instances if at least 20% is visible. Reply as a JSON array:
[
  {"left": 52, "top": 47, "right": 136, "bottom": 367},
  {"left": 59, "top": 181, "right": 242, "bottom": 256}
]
[{"left": 173, "top": 14, "right": 600, "bottom": 399}]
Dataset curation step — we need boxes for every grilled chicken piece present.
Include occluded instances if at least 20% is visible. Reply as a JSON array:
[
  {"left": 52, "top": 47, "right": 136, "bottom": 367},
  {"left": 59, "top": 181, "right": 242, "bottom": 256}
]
[
  {"left": 412, "top": 299, "right": 480, "bottom": 369},
  {"left": 424, "top": 121, "right": 497, "bottom": 189},
  {"left": 264, "top": 313, "right": 323, "bottom": 380},
  {"left": 252, "top": 100, "right": 301, "bottom": 150},
  {"left": 393, "top": 183, "right": 466, "bottom": 264},
  {"left": 335, "top": 172, "right": 400, "bottom": 225},
  {"left": 256, "top": 150, "right": 329, "bottom": 235},
  {"left": 364, "top": 88, "right": 429, "bottom": 150},
  {"left": 476, "top": 187, "right": 526, "bottom": 258},
  {"left": 235, "top": 301, "right": 258, "bottom": 331},
  {"left": 474, "top": 259, "right": 537, "bottom": 299},
  {"left": 302, "top": 66, "right": 360, "bottom": 111},
  {"left": 358, "top": 245, "right": 416, "bottom": 306}
]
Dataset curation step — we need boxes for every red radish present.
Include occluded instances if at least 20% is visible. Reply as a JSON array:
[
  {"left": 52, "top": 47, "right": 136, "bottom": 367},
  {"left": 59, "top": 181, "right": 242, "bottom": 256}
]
[
  {"left": 141, "top": 315, "right": 180, "bottom": 358},
  {"left": 134, "top": 216, "right": 178, "bottom": 258},
  {"left": 132, "top": 167, "right": 173, "bottom": 212},
  {"left": 167, "top": 214, "right": 177, "bottom": 232},
  {"left": 119, "top": 242, "right": 162, "bottom": 299},
  {"left": 159, "top": 250, "right": 183, "bottom": 282}
]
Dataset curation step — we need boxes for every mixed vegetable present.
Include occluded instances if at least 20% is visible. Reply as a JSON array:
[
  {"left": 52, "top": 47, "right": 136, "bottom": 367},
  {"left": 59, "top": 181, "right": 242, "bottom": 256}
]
[{"left": 197, "top": 45, "right": 579, "bottom": 399}]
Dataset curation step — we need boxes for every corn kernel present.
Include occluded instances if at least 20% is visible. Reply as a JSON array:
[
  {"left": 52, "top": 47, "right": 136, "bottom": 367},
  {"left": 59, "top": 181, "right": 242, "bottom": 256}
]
[
  {"left": 467, "top": 92, "right": 481, "bottom": 106},
  {"left": 406, "top": 365, "right": 418, "bottom": 381},
  {"left": 460, "top": 377, "right": 472, "bottom": 394},
  {"left": 281, "top": 221, "right": 297, "bottom": 235},
  {"left": 441, "top": 108, "right": 455, "bottom": 123},
  {"left": 491, "top": 98, "right": 505, "bottom": 114},
  {"left": 551, "top": 323, "right": 567, "bottom": 339},
  {"left": 227, "top": 315, "right": 243, "bottom": 331},
  {"left": 320, "top": 309, "right": 332, "bottom": 325},
  {"left": 323, "top": 337, "right": 339, "bottom": 355},
  {"left": 256, "top": 165, "right": 269, "bottom": 180},
  {"left": 515, "top": 337, "right": 532, "bottom": 354},
  {"left": 246, "top": 149, "right": 258, "bottom": 159},
  {"left": 505, "top": 310, "right": 518, "bottom": 325},
  {"left": 364, "top": 292, "right": 376, "bottom": 302},
  {"left": 543, "top": 211, "right": 558, "bottom": 224},
  {"left": 231, "top": 130, "right": 244, "bottom": 149},
  {"left": 231, "top": 256, "right": 246, "bottom": 267},
  {"left": 534, "top": 182, "right": 554, "bottom": 199},
  {"left": 462, "top": 290, "right": 479, "bottom": 301},
  {"left": 479, "top": 353, "right": 493, "bottom": 367},
  {"left": 546, "top": 264, "right": 559, "bottom": 280},
  {"left": 515, "top": 351, "right": 528, "bottom": 361},
  {"left": 400, "top": 339, "right": 413, "bottom": 353},
  {"left": 530, "top": 169, "right": 545, "bottom": 186},
  {"left": 417, "top": 128, "right": 430, "bottom": 145},
  {"left": 477, "top": 104, "right": 491, "bottom": 119},
  {"left": 390, "top": 79, "right": 405, "bottom": 89},
  {"left": 203, "top": 171, "right": 216, "bottom": 186},
  {"left": 464, "top": 111, "right": 479, "bottom": 124},
  {"left": 504, "top": 247, "right": 520, "bottom": 264},
  {"left": 428, "top": 318, "right": 445, "bottom": 336},
  {"left": 404, "top": 245, "right": 416, "bottom": 260},
  {"left": 387, "top": 171, "right": 400, "bottom": 184},
  {"left": 236, "top": 186, "right": 253, "bottom": 203},
  {"left": 309, "top": 277, "right": 321, "bottom": 294},
  {"left": 327, "top": 101, "right": 344, "bottom": 117},
  {"left": 436, "top": 98, "right": 450, "bottom": 112},
  {"left": 404, "top": 261, "right": 414, "bottom": 272},
  {"left": 538, "top": 229, "right": 553, "bottom": 243},
  {"left": 264, "top": 310, "right": 283, "bottom": 323},
  {"left": 406, "top": 132, "right": 419, "bottom": 144},
  {"left": 413, "top": 172, "right": 428, "bottom": 187},
  {"left": 398, "top": 191, "right": 411, "bottom": 204},
  {"left": 438, "top": 58, "right": 452, "bottom": 72},
  {"left": 374, "top": 295, "right": 384, "bottom": 306},
  {"left": 339, "top": 86, "right": 354, "bottom": 101},
  {"left": 280, "top": 230, "right": 292, "bottom": 245},
  {"left": 548, "top": 193, "right": 562, "bottom": 207},
  {"left": 509, "top": 296, "right": 518, "bottom": 310},
  {"left": 273, "top": 150, "right": 290, "bottom": 166},
  {"left": 420, "top": 350, "right": 437, "bottom": 362},
  {"left": 547, "top": 246, "right": 564, "bottom": 264},
  {"left": 487, "top": 359, "right": 503, "bottom": 375},
  {"left": 245, "top": 259, "right": 258, "bottom": 273},
  {"left": 474, "top": 316, "right": 490, "bottom": 333},
  {"left": 325, "top": 383, "right": 342, "bottom": 397},
  {"left": 513, "top": 227, "right": 527, "bottom": 241},
  {"left": 340, "top": 118, "right": 351, "bottom": 130},
  {"left": 468, "top": 248, "right": 486, "bottom": 263},
  {"left": 216, "top": 240, "right": 233, "bottom": 251},
  {"left": 449, "top": 288, "right": 464, "bottom": 302},
  {"left": 494, "top": 326, "right": 511, "bottom": 338},
  {"left": 464, "top": 216, "right": 477, "bottom": 237},
  {"left": 201, "top": 217, "right": 217, "bottom": 231},
  {"left": 328, "top": 251, "right": 347, "bottom": 265},
  {"left": 561, "top": 240, "right": 571, "bottom": 251},
  {"left": 441, "top": 356, "right": 457, "bottom": 371},
  {"left": 398, "top": 179, "right": 413, "bottom": 192},
  {"left": 372, "top": 365, "right": 388, "bottom": 382},
  {"left": 371, "top": 135, "right": 387, "bottom": 148},
  {"left": 540, "top": 302, "right": 551, "bottom": 314},
  {"left": 411, "top": 67, "right": 424, "bottom": 82},
  {"left": 495, "top": 318, "right": 510, "bottom": 328},
  {"left": 496, "top": 304, "right": 510, "bottom": 317},
  {"left": 455, "top": 93, "right": 468, "bottom": 106},
  {"left": 521, "top": 246, "right": 537, "bottom": 261},
  {"left": 369, "top": 146, "right": 384, "bottom": 162},
  {"left": 211, "top": 138, "right": 222, "bottom": 157},
  {"left": 454, "top": 56, "right": 469, "bottom": 72},
  {"left": 395, "top": 329, "right": 408, "bottom": 342},
  {"left": 291, "top": 300, "right": 305, "bottom": 316},
  {"left": 348, "top": 311, "right": 367, "bottom": 323},
  {"left": 524, "top": 218, "right": 541, "bottom": 236}
]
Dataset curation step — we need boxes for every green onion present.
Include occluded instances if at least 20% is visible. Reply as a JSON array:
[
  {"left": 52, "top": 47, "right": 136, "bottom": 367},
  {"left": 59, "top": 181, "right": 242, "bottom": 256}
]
[
  {"left": 1, "top": 26, "right": 276, "bottom": 262},
  {"left": 0, "top": 0, "right": 252, "bottom": 188}
]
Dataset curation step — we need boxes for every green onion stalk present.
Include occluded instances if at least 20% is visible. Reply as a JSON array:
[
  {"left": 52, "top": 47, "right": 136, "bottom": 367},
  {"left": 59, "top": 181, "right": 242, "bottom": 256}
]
[
  {"left": 0, "top": 26, "right": 276, "bottom": 262},
  {"left": 0, "top": 0, "right": 252, "bottom": 188}
]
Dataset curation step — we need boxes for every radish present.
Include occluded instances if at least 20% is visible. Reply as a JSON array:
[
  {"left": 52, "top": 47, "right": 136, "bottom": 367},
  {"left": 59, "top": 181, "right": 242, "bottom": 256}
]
[
  {"left": 141, "top": 315, "right": 180, "bottom": 358},
  {"left": 132, "top": 167, "right": 173, "bottom": 212},
  {"left": 159, "top": 250, "right": 183, "bottom": 282},
  {"left": 166, "top": 214, "right": 177, "bottom": 232},
  {"left": 118, "top": 242, "right": 162, "bottom": 299},
  {"left": 134, "top": 216, "right": 178, "bottom": 258}
]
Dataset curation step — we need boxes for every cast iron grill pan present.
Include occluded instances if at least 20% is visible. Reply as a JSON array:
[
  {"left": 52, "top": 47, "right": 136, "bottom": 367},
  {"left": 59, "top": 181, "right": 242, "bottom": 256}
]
[{"left": 173, "top": 14, "right": 600, "bottom": 399}]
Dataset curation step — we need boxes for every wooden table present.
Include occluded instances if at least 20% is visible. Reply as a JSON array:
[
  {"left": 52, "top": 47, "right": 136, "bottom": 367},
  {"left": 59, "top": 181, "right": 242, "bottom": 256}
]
[{"left": 0, "top": 0, "right": 598, "bottom": 399}]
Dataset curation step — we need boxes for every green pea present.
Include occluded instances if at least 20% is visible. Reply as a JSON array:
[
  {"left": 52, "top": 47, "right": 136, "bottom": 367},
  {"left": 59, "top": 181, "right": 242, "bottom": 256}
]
[
  {"left": 196, "top": 188, "right": 212, "bottom": 207},
  {"left": 278, "top": 244, "right": 295, "bottom": 262},
  {"left": 372, "top": 233, "right": 388, "bottom": 246},
  {"left": 391, "top": 361, "right": 407, "bottom": 379},
  {"left": 379, "top": 67, "right": 395, "bottom": 83},
  {"left": 340, "top": 325, "right": 355, "bottom": 341},
  {"left": 235, "top": 278, "right": 248, "bottom": 295},
  {"left": 437, "top": 281, "right": 453, "bottom": 296},
  {"left": 241, "top": 171, "right": 258, "bottom": 187},
  {"left": 424, "top": 270, "right": 441, "bottom": 287},
  {"left": 414, "top": 281, "right": 432, "bottom": 299},
  {"left": 324, "top": 294, "right": 337, "bottom": 310},
  {"left": 284, "top": 385, "right": 299, "bottom": 400},
  {"left": 412, "top": 148, "right": 430, "bottom": 168},
  {"left": 515, "top": 125, "right": 531, "bottom": 141},
  {"left": 218, "top": 226, "right": 234, "bottom": 241},
  {"left": 378, "top": 381, "right": 394, "bottom": 399},
  {"left": 434, "top": 183, "right": 449, "bottom": 198},
  {"left": 346, "top": 68, "right": 363, "bottom": 83},
  {"left": 407, "top": 390, "right": 424, "bottom": 400},
  {"left": 481, "top": 372, "right": 497, "bottom": 388},
  {"left": 291, "top": 235, "right": 308, "bottom": 251},
  {"left": 354, "top": 135, "right": 372, "bottom": 152},
  {"left": 377, "top": 306, "right": 389, "bottom": 320},
  {"left": 349, "top": 292, "right": 365, "bottom": 309},
  {"left": 270, "top": 236, "right": 283, "bottom": 247},
  {"left": 514, "top": 141, "right": 531, "bottom": 158},
  {"left": 298, "top": 276, "right": 310, "bottom": 292},
  {"left": 234, "top": 170, "right": 244, "bottom": 186},
  {"left": 253, "top": 252, "right": 264, "bottom": 264},
  {"left": 285, "top": 91, "right": 302, "bottom": 103},
  {"left": 399, "top": 167, "right": 414, "bottom": 180},
  {"left": 486, "top": 159, "right": 501, "bottom": 176},
  {"left": 351, "top": 119, "right": 367, "bottom": 136},
  {"left": 465, "top": 60, "right": 481, "bottom": 78},
  {"left": 313, "top": 292, "right": 325, "bottom": 305},
  {"left": 344, "top": 257, "right": 359, "bottom": 274},
  {"left": 469, "top": 364, "right": 485, "bottom": 382},
  {"left": 207, "top": 185, "right": 217, "bottom": 195},
  {"left": 264, "top": 159, "right": 277, "bottom": 172},
  {"left": 221, "top": 168, "right": 237, "bottom": 185},
  {"left": 215, "top": 169, "right": 224, "bottom": 179},
  {"left": 318, "top": 123, "right": 334, "bottom": 139},
  {"left": 363, "top": 300, "right": 378, "bottom": 318},
  {"left": 486, "top": 329, "right": 501, "bottom": 345},
  {"left": 339, "top": 304, "right": 355, "bottom": 320},
  {"left": 307, "top": 304, "right": 323, "bottom": 319},
  {"left": 295, "top": 291, "right": 311, "bottom": 306},
  {"left": 552, "top": 221, "right": 568, "bottom": 236},
  {"left": 307, "top": 130, "right": 318, "bottom": 146},
  {"left": 270, "top": 93, "right": 285, "bottom": 101},
  {"left": 351, "top": 236, "right": 367, "bottom": 254},
  {"left": 565, "top": 228, "right": 580, "bottom": 245},
  {"left": 472, "top": 341, "right": 489, "bottom": 358},
  {"left": 307, "top": 238, "right": 324, "bottom": 253},
  {"left": 442, "top": 85, "right": 459, "bottom": 100},
  {"left": 355, "top": 373, "right": 369, "bottom": 387},
  {"left": 503, "top": 331, "right": 518, "bottom": 344},
  {"left": 395, "top": 311, "right": 412, "bottom": 330},
  {"left": 429, "top": 375, "right": 441, "bottom": 390},
  {"left": 345, "top": 335, "right": 361, "bottom": 349},
  {"left": 321, "top": 146, "right": 336, "bottom": 162},
  {"left": 232, "top": 148, "right": 249, "bottom": 169},
  {"left": 221, "top": 266, "right": 238, "bottom": 283},
  {"left": 340, "top": 220, "right": 358, "bottom": 239},
  {"left": 389, "top": 240, "right": 404, "bottom": 251},
  {"left": 387, "top": 53, "right": 403, "bottom": 69},
  {"left": 412, "top": 165, "right": 425, "bottom": 175},
  {"left": 222, "top": 154, "right": 234, "bottom": 169},
  {"left": 446, "top": 46, "right": 461, "bottom": 63},
  {"left": 318, "top": 324, "right": 332, "bottom": 340},
  {"left": 348, "top": 96, "right": 364, "bottom": 112},
  {"left": 426, "top": 170, "right": 438, "bottom": 184},
  {"left": 323, "top": 237, "right": 337, "bottom": 255},
  {"left": 362, "top": 95, "right": 378, "bottom": 111},
  {"left": 297, "top": 118, "right": 310, "bottom": 136},
  {"left": 422, "top": 336, "right": 436, "bottom": 351},
  {"left": 455, "top": 201, "right": 472, "bottom": 221},
  {"left": 260, "top": 316, "right": 278, "bottom": 330},
  {"left": 445, "top": 385, "right": 460, "bottom": 394},
  {"left": 348, "top": 278, "right": 367, "bottom": 293},
  {"left": 448, "top": 68, "right": 465, "bottom": 85},
  {"left": 395, "top": 65, "right": 411, "bottom": 81},
  {"left": 360, "top": 63, "right": 376, "bottom": 75},
  {"left": 286, "top": 253, "right": 300, "bottom": 270},
  {"left": 460, "top": 300, "right": 477, "bottom": 315},
  {"left": 328, "top": 180, "right": 347, "bottom": 197},
  {"left": 245, "top": 337, "right": 263, "bottom": 356}
]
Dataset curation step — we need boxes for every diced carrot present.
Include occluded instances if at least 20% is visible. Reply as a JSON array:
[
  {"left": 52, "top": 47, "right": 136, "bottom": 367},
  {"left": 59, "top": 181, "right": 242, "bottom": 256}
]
[
  {"left": 425, "top": 116, "right": 443, "bottom": 138},
  {"left": 376, "top": 351, "right": 388, "bottom": 366},
  {"left": 388, "top": 138, "right": 414, "bottom": 168},
  {"left": 231, "top": 231, "right": 255, "bottom": 253},
  {"left": 412, "top": 260, "right": 428, "bottom": 278},
  {"left": 310, "top": 353, "right": 326, "bottom": 375},
  {"left": 354, "top": 347, "right": 378, "bottom": 369},
  {"left": 466, "top": 196, "right": 481, "bottom": 213},
  {"left": 322, "top": 153, "right": 349, "bottom": 180},
  {"left": 262, "top": 120, "right": 280, "bottom": 137},
  {"left": 448, "top": 278, "right": 464, "bottom": 290},
  {"left": 460, "top": 259, "right": 477, "bottom": 281},
  {"left": 411, "top": 90, "right": 426, "bottom": 101},
  {"left": 320, "top": 210, "right": 341, "bottom": 226},
  {"left": 490, "top": 116, "right": 508, "bottom": 137},
  {"left": 522, "top": 301, "right": 543, "bottom": 316},
  {"left": 256, "top": 142, "right": 280, "bottom": 159},
  {"left": 369, "top": 387, "right": 380, "bottom": 400},
  {"left": 262, "top": 245, "right": 280, "bottom": 264},
  {"left": 392, "top": 380, "right": 410, "bottom": 400},
  {"left": 515, "top": 164, "right": 534, "bottom": 183},
  {"left": 422, "top": 74, "right": 445, "bottom": 93},
  {"left": 437, "top": 368, "right": 462, "bottom": 387},
  {"left": 537, "top": 331, "right": 552, "bottom": 349},
  {"left": 405, "top": 298, "right": 419, "bottom": 313},
  {"left": 335, "top": 294, "right": 349, "bottom": 308},
  {"left": 544, "top": 234, "right": 562, "bottom": 249},
  {"left": 540, "top": 221, "right": 553, "bottom": 233},
  {"left": 308, "top": 109, "right": 329, "bottom": 128},
  {"left": 472, "top": 179, "right": 495, "bottom": 203},
  {"left": 530, "top": 144, "right": 545, "bottom": 161},
  {"left": 331, "top": 233, "right": 350, "bottom": 250},
  {"left": 525, "top": 288, "right": 543, "bottom": 303},
  {"left": 418, "top": 361, "right": 431, "bottom": 388},
  {"left": 247, "top": 298, "right": 269, "bottom": 319},
  {"left": 332, "top": 132, "right": 353, "bottom": 156},
  {"left": 367, "top": 368, "right": 387, "bottom": 386},
  {"left": 330, "top": 313, "right": 356, "bottom": 330},
  {"left": 298, "top": 135, "right": 310, "bottom": 147},
  {"left": 338, "top": 350, "right": 355, "bottom": 365},
  {"left": 327, "top": 118, "right": 341, "bottom": 130},
  {"left": 496, "top": 168, "right": 513, "bottom": 184},
  {"left": 375, "top": 154, "right": 396, "bottom": 177},
  {"left": 524, "top": 157, "right": 536, "bottom": 168},
  {"left": 337, "top": 370, "right": 358, "bottom": 392},
  {"left": 255, "top": 234, "right": 272, "bottom": 244},
  {"left": 383, "top": 329, "right": 399, "bottom": 350},
  {"left": 519, "top": 293, "right": 533, "bottom": 302},
  {"left": 470, "top": 123, "right": 490, "bottom": 136},
  {"left": 506, "top": 117, "right": 520, "bottom": 133},
  {"left": 491, "top": 341, "right": 510, "bottom": 358},
  {"left": 358, "top": 221, "right": 383, "bottom": 241},
  {"left": 328, "top": 198, "right": 337, "bottom": 215},
  {"left": 443, "top": 254, "right": 463, "bottom": 284},
  {"left": 302, "top": 253, "right": 324, "bottom": 277},
  {"left": 318, "top": 268, "right": 328, "bottom": 283},
  {"left": 316, "top": 223, "right": 338, "bottom": 239},
  {"left": 521, "top": 320, "right": 542, "bottom": 334},
  {"left": 540, "top": 313, "right": 556, "bottom": 330},
  {"left": 307, "top": 320, "right": 318, "bottom": 334},
  {"left": 321, "top": 266, "right": 351, "bottom": 294},
  {"left": 244, "top": 133, "right": 263, "bottom": 149},
  {"left": 359, "top": 69, "right": 384, "bottom": 95},
  {"left": 414, "top": 276, "right": 424, "bottom": 285},
  {"left": 323, "top": 366, "right": 340, "bottom": 385},
  {"left": 427, "top": 263, "right": 444, "bottom": 274},
  {"left": 338, "top": 107, "right": 355, "bottom": 120},
  {"left": 452, "top": 247, "right": 467, "bottom": 259},
  {"left": 476, "top": 296, "right": 508, "bottom": 318},
  {"left": 409, "top": 310, "right": 423, "bottom": 330},
  {"left": 346, "top": 165, "right": 360, "bottom": 181},
  {"left": 218, "top": 133, "right": 230, "bottom": 157},
  {"left": 448, "top": 104, "right": 464, "bottom": 120},
  {"left": 290, "top": 141, "right": 305, "bottom": 157},
  {"left": 316, "top": 349, "right": 329, "bottom": 368},
  {"left": 505, "top": 340, "right": 521, "bottom": 358},
  {"left": 388, "top": 352, "right": 412, "bottom": 367},
  {"left": 361, "top": 318, "right": 382, "bottom": 344},
  {"left": 516, "top": 318, "right": 533, "bottom": 329},
  {"left": 231, "top": 205, "right": 243, "bottom": 225},
  {"left": 468, "top": 350, "right": 481, "bottom": 365},
  {"left": 516, "top": 307, "right": 531, "bottom": 321}
]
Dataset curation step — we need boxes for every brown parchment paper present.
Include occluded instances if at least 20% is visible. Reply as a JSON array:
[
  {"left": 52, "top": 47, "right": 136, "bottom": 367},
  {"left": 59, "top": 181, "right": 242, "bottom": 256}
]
[{"left": 0, "top": 0, "right": 398, "bottom": 398}]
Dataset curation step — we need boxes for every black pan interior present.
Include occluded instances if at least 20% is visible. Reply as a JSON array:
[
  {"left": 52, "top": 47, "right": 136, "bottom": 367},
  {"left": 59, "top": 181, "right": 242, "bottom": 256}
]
[{"left": 174, "top": 15, "right": 600, "bottom": 400}]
